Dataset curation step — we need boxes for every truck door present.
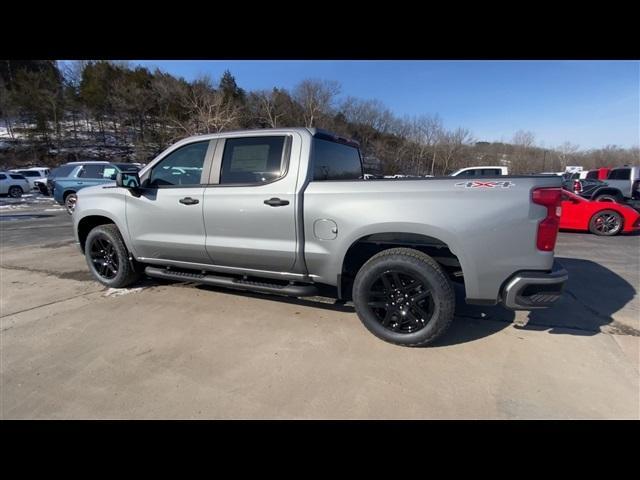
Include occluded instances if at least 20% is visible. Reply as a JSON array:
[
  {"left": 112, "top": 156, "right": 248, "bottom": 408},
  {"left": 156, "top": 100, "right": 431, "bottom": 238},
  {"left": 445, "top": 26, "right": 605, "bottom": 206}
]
[
  {"left": 125, "top": 140, "right": 215, "bottom": 264},
  {"left": 202, "top": 133, "right": 300, "bottom": 273}
]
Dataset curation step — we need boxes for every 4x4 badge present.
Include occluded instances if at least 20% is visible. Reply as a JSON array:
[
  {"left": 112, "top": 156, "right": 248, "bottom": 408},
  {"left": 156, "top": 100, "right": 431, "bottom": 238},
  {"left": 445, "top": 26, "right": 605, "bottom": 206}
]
[{"left": 455, "top": 181, "right": 515, "bottom": 189}]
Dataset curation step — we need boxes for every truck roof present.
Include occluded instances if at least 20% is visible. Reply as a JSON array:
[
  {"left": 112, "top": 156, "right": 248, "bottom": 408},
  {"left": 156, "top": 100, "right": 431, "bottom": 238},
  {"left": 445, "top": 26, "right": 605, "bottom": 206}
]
[{"left": 175, "top": 127, "right": 360, "bottom": 148}]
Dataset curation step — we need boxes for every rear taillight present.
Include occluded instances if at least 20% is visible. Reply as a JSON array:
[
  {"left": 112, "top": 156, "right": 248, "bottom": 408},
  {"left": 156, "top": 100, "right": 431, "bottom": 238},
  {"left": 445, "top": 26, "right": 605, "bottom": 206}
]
[
  {"left": 573, "top": 180, "right": 582, "bottom": 193},
  {"left": 532, "top": 187, "right": 562, "bottom": 252}
]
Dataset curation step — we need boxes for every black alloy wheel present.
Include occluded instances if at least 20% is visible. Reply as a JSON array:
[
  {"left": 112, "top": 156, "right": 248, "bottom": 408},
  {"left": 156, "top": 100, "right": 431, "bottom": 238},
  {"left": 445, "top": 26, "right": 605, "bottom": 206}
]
[
  {"left": 89, "top": 237, "right": 120, "bottom": 280},
  {"left": 366, "top": 270, "right": 434, "bottom": 333}
]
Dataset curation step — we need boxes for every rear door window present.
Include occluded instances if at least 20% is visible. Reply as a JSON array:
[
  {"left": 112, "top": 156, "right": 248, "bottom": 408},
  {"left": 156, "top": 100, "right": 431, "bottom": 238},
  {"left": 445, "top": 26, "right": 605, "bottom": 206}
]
[
  {"left": 608, "top": 168, "right": 630, "bottom": 180},
  {"left": 481, "top": 169, "right": 501, "bottom": 176},
  {"left": 219, "top": 136, "right": 288, "bottom": 185},
  {"left": 10, "top": 174, "right": 26, "bottom": 180},
  {"left": 78, "top": 164, "right": 107, "bottom": 178},
  {"left": 0, "top": 174, "right": 6, "bottom": 180},
  {"left": 103, "top": 166, "right": 118, "bottom": 179}
]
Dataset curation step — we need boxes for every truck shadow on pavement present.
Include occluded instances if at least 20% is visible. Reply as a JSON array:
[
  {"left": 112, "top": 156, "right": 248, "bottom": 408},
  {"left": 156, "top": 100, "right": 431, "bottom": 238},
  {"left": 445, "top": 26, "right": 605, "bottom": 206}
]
[
  {"left": 153, "top": 254, "right": 637, "bottom": 347},
  {"left": 437, "top": 256, "right": 638, "bottom": 346}
]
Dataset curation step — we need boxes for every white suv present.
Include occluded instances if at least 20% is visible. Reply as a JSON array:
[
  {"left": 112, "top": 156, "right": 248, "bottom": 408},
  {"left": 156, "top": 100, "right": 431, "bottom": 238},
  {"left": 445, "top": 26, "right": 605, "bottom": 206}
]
[
  {"left": 0, "top": 171, "right": 32, "bottom": 197},
  {"left": 9, "top": 167, "right": 50, "bottom": 190}
]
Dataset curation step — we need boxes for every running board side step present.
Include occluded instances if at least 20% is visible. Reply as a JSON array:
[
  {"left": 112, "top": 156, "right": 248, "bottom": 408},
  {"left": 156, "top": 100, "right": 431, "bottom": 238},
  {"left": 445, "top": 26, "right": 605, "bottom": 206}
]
[{"left": 144, "top": 266, "right": 319, "bottom": 297}]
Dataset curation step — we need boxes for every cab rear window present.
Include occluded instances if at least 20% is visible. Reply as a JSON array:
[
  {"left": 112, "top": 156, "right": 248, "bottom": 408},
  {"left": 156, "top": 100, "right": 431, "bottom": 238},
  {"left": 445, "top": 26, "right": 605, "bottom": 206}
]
[{"left": 312, "top": 138, "right": 362, "bottom": 181}]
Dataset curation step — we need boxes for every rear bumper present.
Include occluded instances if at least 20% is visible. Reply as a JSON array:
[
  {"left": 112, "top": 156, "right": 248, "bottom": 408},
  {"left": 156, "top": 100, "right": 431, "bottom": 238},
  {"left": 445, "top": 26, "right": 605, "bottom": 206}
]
[
  {"left": 501, "top": 261, "right": 568, "bottom": 310},
  {"left": 34, "top": 181, "right": 50, "bottom": 196}
]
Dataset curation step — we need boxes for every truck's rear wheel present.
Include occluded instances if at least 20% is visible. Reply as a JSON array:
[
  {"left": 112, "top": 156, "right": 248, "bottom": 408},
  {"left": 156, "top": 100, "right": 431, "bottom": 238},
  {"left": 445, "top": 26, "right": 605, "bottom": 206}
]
[
  {"left": 85, "top": 224, "right": 141, "bottom": 288},
  {"left": 352, "top": 248, "right": 455, "bottom": 347}
]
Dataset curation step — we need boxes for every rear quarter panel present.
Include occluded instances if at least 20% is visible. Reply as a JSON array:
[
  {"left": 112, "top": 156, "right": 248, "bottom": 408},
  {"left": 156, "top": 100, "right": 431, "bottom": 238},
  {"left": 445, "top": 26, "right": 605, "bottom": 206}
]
[{"left": 303, "top": 176, "right": 562, "bottom": 302}]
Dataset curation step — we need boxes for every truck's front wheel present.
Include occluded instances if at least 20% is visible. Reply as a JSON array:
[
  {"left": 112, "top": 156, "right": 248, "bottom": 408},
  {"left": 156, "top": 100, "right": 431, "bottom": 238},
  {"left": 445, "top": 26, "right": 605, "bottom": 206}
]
[
  {"left": 352, "top": 248, "right": 455, "bottom": 347},
  {"left": 85, "top": 224, "right": 141, "bottom": 288}
]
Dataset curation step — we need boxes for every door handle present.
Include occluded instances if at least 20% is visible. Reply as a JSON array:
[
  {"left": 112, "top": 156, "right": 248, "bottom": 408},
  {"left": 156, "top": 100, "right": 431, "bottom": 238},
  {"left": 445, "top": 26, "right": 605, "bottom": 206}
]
[
  {"left": 179, "top": 197, "right": 200, "bottom": 205},
  {"left": 264, "top": 197, "right": 289, "bottom": 207}
]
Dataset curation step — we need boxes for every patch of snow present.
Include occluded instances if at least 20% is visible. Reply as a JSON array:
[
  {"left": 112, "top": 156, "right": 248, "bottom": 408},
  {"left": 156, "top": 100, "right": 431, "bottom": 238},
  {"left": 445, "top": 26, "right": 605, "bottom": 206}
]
[{"left": 103, "top": 287, "right": 146, "bottom": 297}]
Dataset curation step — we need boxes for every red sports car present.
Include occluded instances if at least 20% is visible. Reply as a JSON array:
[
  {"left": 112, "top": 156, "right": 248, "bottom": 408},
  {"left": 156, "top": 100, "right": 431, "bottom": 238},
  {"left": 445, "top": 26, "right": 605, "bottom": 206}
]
[{"left": 560, "top": 190, "right": 640, "bottom": 236}]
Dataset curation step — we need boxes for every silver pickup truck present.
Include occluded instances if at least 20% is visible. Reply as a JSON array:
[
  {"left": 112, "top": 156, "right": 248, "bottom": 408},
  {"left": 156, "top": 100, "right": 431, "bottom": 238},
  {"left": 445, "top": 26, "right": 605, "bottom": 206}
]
[{"left": 73, "top": 128, "right": 568, "bottom": 346}]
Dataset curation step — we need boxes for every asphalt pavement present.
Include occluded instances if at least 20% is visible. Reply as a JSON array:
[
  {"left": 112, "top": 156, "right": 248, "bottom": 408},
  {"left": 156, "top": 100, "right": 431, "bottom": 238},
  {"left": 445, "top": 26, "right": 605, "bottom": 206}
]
[{"left": 1, "top": 193, "right": 638, "bottom": 419}]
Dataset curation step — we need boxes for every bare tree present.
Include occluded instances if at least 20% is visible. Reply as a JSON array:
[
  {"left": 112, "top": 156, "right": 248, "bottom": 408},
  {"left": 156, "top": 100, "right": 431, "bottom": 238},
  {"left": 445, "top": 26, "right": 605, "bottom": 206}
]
[
  {"left": 293, "top": 79, "right": 340, "bottom": 128},
  {"left": 174, "top": 76, "right": 240, "bottom": 135},
  {"left": 556, "top": 141, "right": 580, "bottom": 170},
  {"left": 440, "top": 128, "right": 473, "bottom": 174},
  {"left": 405, "top": 115, "right": 444, "bottom": 175},
  {"left": 254, "top": 89, "right": 284, "bottom": 128},
  {"left": 511, "top": 130, "right": 537, "bottom": 173}
]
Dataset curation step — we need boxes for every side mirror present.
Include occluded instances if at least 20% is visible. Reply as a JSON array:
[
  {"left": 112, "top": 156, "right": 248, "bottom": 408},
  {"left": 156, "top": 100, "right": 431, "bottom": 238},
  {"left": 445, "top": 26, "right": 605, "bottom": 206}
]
[
  {"left": 116, "top": 170, "right": 141, "bottom": 189},
  {"left": 116, "top": 170, "right": 144, "bottom": 196}
]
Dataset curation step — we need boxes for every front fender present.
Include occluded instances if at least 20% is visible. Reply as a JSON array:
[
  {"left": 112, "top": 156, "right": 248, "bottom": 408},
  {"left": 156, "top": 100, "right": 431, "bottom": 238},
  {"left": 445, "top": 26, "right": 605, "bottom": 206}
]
[{"left": 73, "top": 187, "right": 135, "bottom": 256}]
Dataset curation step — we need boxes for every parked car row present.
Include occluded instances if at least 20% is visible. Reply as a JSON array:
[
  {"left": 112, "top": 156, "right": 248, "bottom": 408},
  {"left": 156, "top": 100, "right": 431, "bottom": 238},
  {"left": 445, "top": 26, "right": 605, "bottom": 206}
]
[
  {"left": 5, "top": 156, "right": 639, "bottom": 239},
  {"left": 563, "top": 165, "right": 640, "bottom": 208},
  {"left": 38, "top": 161, "right": 143, "bottom": 213},
  {"left": 1, "top": 162, "right": 142, "bottom": 211}
]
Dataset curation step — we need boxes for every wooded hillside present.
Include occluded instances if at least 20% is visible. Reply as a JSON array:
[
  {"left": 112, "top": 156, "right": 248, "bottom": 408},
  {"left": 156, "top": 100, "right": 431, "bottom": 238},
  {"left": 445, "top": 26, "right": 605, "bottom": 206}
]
[{"left": 1, "top": 60, "right": 637, "bottom": 174}]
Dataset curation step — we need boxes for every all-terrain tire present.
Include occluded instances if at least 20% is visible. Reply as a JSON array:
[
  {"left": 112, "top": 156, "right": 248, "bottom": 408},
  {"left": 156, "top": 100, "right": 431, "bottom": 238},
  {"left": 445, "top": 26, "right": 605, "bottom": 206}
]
[
  {"left": 352, "top": 247, "right": 455, "bottom": 347},
  {"left": 85, "top": 224, "right": 141, "bottom": 288}
]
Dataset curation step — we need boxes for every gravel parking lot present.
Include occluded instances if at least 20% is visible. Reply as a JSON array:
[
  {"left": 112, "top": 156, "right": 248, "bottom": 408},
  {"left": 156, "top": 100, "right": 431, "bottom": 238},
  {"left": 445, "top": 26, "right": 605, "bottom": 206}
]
[{"left": 1, "top": 194, "right": 638, "bottom": 419}]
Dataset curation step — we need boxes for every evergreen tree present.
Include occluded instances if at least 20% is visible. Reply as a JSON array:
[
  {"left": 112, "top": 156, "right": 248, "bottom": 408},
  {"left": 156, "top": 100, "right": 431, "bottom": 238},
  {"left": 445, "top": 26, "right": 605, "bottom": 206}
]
[{"left": 219, "top": 70, "right": 245, "bottom": 104}]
